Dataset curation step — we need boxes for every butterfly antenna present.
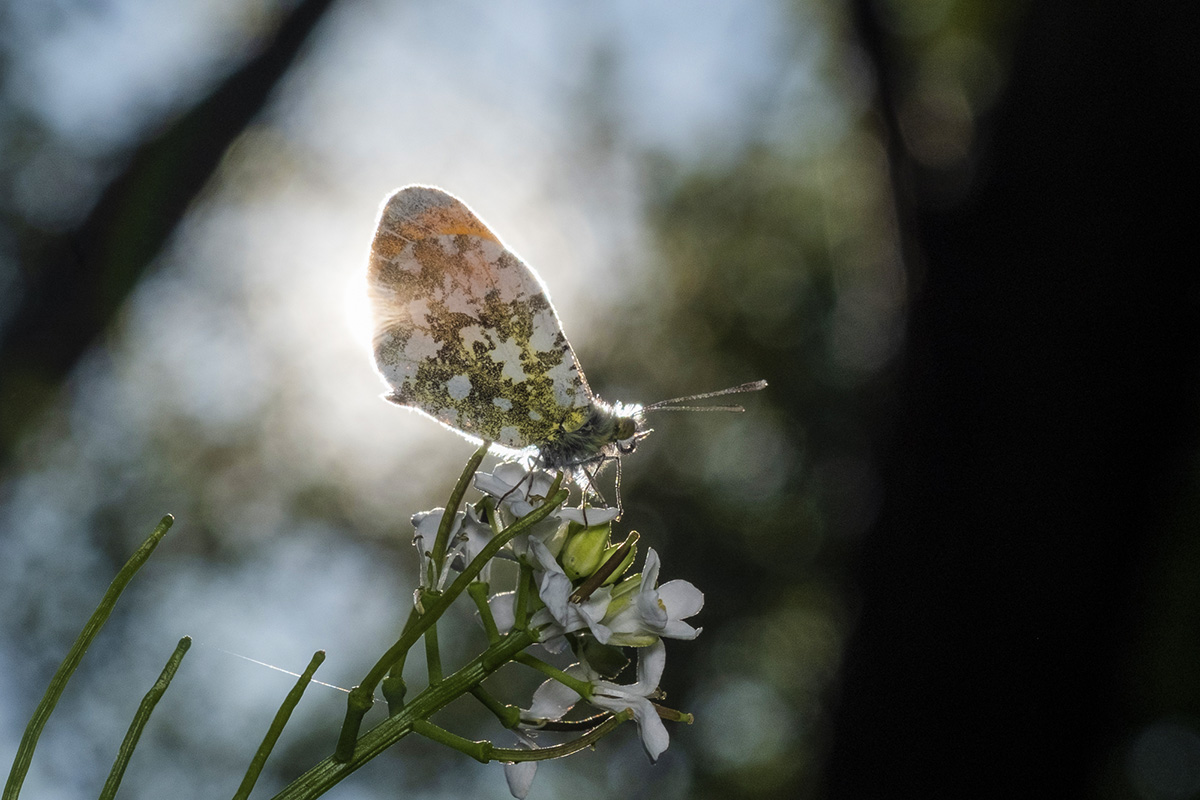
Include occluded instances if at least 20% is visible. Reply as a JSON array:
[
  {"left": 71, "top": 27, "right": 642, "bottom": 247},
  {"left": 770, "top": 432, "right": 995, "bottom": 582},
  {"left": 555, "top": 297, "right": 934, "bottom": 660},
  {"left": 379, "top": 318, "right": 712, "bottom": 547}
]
[{"left": 643, "top": 380, "right": 768, "bottom": 412}]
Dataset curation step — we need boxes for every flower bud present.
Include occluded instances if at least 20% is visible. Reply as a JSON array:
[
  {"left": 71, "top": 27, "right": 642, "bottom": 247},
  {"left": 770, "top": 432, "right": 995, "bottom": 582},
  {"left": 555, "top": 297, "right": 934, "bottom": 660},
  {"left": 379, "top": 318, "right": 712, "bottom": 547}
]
[
  {"left": 561, "top": 521, "right": 612, "bottom": 581},
  {"left": 603, "top": 573, "right": 643, "bottom": 618}
]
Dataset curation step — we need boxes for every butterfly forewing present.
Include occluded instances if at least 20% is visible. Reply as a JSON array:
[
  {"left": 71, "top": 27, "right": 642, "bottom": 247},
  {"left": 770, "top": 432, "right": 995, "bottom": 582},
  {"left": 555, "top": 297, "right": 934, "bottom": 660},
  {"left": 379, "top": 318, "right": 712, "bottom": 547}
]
[{"left": 367, "top": 186, "right": 595, "bottom": 449}]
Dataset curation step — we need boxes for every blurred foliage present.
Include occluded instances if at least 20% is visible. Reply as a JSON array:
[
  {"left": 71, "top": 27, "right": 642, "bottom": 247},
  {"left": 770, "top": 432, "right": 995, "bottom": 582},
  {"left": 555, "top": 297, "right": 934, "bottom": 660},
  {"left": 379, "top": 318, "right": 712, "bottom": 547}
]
[
  {"left": 1, "top": 0, "right": 1197, "bottom": 799},
  {"left": 0, "top": 0, "right": 979, "bottom": 796},
  {"left": 595, "top": 139, "right": 900, "bottom": 795}
]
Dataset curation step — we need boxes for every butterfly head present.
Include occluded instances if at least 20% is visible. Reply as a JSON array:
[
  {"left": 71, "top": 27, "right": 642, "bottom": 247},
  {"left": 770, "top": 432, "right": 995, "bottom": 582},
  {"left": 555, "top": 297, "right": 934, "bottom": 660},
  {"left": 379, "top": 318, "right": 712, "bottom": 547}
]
[{"left": 610, "top": 402, "right": 651, "bottom": 456}]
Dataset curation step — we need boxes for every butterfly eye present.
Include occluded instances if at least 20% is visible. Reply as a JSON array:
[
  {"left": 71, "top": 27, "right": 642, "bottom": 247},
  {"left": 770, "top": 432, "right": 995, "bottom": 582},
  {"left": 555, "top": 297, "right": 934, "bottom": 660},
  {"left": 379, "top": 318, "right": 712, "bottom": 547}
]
[{"left": 615, "top": 417, "right": 637, "bottom": 442}]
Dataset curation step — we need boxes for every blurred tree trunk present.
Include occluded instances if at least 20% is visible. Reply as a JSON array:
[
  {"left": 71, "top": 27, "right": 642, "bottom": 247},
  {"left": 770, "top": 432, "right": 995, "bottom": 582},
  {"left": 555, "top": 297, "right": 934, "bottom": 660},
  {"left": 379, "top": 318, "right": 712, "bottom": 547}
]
[
  {"left": 0, "top": 0, "right": 338, "bottom": 463},
  {"left": 826, "top": 2, "right": 1200, "bottom": 797}
]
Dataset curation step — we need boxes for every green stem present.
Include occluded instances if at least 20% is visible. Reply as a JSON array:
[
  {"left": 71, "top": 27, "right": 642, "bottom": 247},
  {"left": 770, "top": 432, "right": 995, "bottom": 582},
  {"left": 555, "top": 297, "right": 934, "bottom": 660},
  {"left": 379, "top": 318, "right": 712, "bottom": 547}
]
[
  {"left": 491, "top": 710, "right": 632, "bottom": 761},
  {"left": 514, "top": 564, "right": 534, "bottom": 630},
  {"left": 275, "top": 630, "right": 535, "bottom": 800},
  {"left": 414, "top": 711, "right": 634, "bottom": 764},
  {"left": 468, "top": 582, "right": 500, "bottom": 643},
  {"left": 232, "top": 651, "right": 326, "bottom": 800},
  {"left": 430, "top": 442, "right": 489, "bottom": 574},
  {"left": 514, "top": 653, "right": 592, "bottom": 700},
  {"left": 480, "top": 496, "right": 500, "bottom": 535},
  {"left": 535, "top": 712, "right": 611, "bottom": 732},
  {"left": 99, "top": 636, "right": 191, "bottom": 800},
  {"left": 3, "top": 514, "right": 174, "bottom": 800},
  {"left": 411, "top": 719, "right": 491, "bottom": 763},
  {"left": 382, "top": 606, "right": 420, "bottom": 713},
  {"left": 381, "top": 674, "right": 407, "bottom": 716},
  {"left": 469, "top": 686, "right": 520, "bottom": 729},
  {"left": 424, "top": 621, "right": 442, "bottom": 685},
  {"left": 335, "top": 487, "right": 568, "bottom": 761},
  {"left": 651, "top": 702, "right": 694, "bottom": 725}
]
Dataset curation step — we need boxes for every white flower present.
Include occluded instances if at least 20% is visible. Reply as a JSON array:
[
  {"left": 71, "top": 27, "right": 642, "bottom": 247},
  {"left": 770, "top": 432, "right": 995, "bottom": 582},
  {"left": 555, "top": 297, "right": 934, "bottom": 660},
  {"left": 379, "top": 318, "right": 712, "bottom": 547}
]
[
  {"left": 448, "top": 504, "right": 495, "bottom": 582},
  {"left": 412, "top": 504, "right": 496, "bottom": 586},
  {"left": 520, "top": 641, "right": 671, "bottom": 763},
  {"left": 412, "top": 508, "right": 457, "bottom": 552},
  {"left": 410, "top": 507, "right": 460, "bottom": 590},
  {"left": 475, "top": 462, "right": 568, "bottom": 558},
  {"left": 527, "top": 539, "right": 612, "bottom": 648},
  {"left": 474, "top": 462, "right": 557, "bottom": 518},
  {"left": 603, "top": 548, "right": 703, "bottom": 647},
  {"left": 589, "top": 641, "right": 670, "bottom": 761},
  {"left": 557, "top": 506, "right": 620, "bottom": 528},
  {"left": 487, "top": 590, "right": 517, "bottom": 634},
  {"left": 502, "top": 731, "right": 539, "bottom": 800},
  {"left": 520, "top": 665, "right": 585, "bottom": 725}
]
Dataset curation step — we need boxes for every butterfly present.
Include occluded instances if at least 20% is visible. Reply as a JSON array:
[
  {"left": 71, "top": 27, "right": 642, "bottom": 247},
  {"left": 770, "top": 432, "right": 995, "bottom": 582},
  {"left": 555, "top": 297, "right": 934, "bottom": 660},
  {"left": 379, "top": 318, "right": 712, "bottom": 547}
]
[{"left": 365, "top": 185, "right": 765, "bottom": 482}]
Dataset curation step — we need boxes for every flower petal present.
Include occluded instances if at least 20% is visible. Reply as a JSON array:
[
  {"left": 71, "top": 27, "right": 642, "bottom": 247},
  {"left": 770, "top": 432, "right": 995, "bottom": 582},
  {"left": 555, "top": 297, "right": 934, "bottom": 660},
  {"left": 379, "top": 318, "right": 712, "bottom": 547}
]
[
  {"left": 487, "top": 591, "right": 516, "bottom": 634},
  {"left": 524, "top": 676, "right": 582, "bottom": 722},
  {"left": 635, "top": 640, "right": 667, "bottom": 691},
  {"left": 475, "top": 462, "right": 529, "bottom": 499},
  {"left": 656, "top": 579, "right": 704, "bottom": 618},
  {"left": 558, "top": 506, "right": 620, "bottom": 527},
  {"left": 635, "top": 588, "right": 670, "bottom": 630},
  {"left": 575, "top": 586, "right": 615, "bottom": 644},
  {"left": 531, "top": 540, "right": 573, "bottom": 625},
  {"left": 411, "top": 508, "right": 460, "bottom": 551},
  {"left": 633, "top": 698, "right": 670, "bottom": 762},
  {"left": 587, "top": 643, "right": 671, "bottom": 762},
  {"left": 641, "top": 548, "right": 662, "bottom": 587},
  {"left": 504, "top": 761, "right": 537, "bottom": 799},
  {"left": 504, "top": 730, "right": 540, "bottom": 797},
  {"left": 657, "top": 619, "right": 701, "bottom": 640}
]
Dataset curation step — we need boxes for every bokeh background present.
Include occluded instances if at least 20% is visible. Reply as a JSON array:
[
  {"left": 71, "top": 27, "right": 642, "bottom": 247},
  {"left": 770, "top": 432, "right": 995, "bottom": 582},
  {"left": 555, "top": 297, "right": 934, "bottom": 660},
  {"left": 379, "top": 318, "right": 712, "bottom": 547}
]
[{"left": 1, "top": 1, "right": 1197, "bottom": 798}]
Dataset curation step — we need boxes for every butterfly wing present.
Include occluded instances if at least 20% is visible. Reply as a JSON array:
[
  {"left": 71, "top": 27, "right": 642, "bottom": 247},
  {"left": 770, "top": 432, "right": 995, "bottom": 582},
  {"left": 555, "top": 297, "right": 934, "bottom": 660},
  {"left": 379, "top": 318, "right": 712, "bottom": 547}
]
[{"left": 367, "top": 186, "right": 594, "bottom": 449}]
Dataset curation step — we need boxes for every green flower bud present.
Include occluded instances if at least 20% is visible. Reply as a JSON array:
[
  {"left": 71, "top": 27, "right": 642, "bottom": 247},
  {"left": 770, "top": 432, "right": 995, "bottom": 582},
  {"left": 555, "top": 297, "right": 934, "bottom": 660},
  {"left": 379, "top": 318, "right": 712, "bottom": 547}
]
[
  {"left": 561, "top": 521, "right": 612, "bottom": 581},
  {"left": 604, "top": 572, "right": 643, "bottom": 618}
]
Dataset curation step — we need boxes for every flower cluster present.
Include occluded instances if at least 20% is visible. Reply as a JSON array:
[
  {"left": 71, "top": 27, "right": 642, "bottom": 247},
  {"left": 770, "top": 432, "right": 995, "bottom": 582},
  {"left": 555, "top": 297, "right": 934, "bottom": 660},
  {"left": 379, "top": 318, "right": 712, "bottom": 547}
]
[{"left": 410, "top": 461, "right": 704, "bottom": 799}]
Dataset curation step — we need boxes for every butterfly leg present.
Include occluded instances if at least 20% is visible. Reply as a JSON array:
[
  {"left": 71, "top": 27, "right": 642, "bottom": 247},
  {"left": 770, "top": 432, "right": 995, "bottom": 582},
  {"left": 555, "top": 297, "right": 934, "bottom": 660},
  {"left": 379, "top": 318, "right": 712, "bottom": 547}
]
[
  {"left": 495, "top": 463, "right": 539, "bottom": 510},
  {"left": 577, "top": 457, "right": 623, "bottom": 522},
  {"left": 613, "top": 455, "right": 624, "bottom": 520}
]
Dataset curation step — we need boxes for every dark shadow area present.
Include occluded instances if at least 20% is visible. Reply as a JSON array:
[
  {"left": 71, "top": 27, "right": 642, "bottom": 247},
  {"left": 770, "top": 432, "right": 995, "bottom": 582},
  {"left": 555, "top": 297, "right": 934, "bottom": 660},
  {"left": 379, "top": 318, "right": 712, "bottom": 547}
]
[{"left": 826, "top": 2, "right": 1200, "bottom": 797}]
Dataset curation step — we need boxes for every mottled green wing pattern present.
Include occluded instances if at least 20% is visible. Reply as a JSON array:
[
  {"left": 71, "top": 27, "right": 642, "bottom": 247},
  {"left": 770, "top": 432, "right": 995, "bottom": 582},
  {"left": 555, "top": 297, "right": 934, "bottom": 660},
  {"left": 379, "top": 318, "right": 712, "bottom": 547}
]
[{"left": 367, "top": 186, "right": 594, "bottom": 449}]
